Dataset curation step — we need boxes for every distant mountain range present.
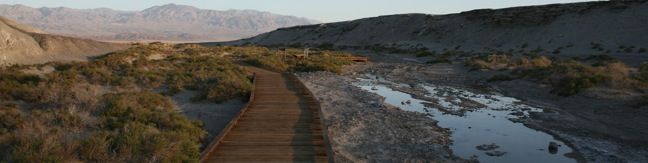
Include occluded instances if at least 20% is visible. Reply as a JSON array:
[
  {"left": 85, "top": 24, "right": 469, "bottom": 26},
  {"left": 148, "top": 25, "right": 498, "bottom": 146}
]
[{"left": 0, "top": 4, "right": 318, "bottom": 41}]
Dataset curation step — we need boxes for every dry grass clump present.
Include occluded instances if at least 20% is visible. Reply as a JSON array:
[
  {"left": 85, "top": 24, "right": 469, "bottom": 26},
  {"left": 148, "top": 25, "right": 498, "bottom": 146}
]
[
  {"left": 513, "top": 56, "right": 552, "bottom": 69},
  {"left": 466, "top": 53, "right": 511, "bottom": 70}
]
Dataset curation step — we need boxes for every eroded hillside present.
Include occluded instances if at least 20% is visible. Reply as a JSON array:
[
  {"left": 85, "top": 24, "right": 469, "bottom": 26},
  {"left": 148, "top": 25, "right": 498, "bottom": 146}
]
[
  {"left": 229, "top": 1, "right": 648, "bottom": 64},
  {"left": 0, "top": 16, "right": 128, "bottom": 65}
]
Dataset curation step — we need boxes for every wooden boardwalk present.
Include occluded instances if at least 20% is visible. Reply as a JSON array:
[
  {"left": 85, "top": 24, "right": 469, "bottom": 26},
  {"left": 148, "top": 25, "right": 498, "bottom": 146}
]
[{"left": 201, "top": 67, "right": 331, "bottom": 163}]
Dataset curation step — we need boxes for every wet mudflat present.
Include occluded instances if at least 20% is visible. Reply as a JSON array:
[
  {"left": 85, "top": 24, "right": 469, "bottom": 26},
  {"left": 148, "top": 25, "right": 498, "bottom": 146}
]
[{"left": 354, "top": 75, "right": 578, "bottom": 163}]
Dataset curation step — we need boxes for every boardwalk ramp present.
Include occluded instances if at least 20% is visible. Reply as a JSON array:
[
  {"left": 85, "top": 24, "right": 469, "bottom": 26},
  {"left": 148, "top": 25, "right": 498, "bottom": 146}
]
[{"left": 201, "top": 67, "right": 331, "bottom": 163}]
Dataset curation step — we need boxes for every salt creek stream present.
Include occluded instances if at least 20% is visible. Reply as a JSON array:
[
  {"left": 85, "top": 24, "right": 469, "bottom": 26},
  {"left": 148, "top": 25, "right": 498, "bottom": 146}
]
[{"left": 354, "top": 75, "right": 577, "bottom": 163}]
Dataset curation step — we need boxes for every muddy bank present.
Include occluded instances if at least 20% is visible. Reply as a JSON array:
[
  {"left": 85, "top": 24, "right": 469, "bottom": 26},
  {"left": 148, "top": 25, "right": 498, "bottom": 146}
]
[
  {"left": 344, "top": 62, "right": 648, "bottom": 162},
  {"left": 296, "top": 72, "right": 470, "bottom": 162}
]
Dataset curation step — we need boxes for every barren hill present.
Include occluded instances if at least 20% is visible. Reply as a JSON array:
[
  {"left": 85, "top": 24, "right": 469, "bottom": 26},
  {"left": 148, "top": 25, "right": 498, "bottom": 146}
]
[
  {"left": 227, "top": 1, "right": 648, "bottom": 64},
  {"left": 0, "top": 4, "right": 317, "bottom": 42},
  {"left": 0, "top": 16, "right": 128, "bottom": 65}
]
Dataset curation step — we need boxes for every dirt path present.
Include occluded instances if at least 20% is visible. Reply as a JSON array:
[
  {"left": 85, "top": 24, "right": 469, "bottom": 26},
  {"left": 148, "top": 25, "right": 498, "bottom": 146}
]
[{"left": 201, "top": 67, "right": 330, "bottom": 163}]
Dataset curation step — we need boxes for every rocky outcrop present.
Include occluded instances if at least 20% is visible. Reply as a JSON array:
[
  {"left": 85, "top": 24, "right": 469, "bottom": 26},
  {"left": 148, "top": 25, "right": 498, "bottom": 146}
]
[{"left": 0, "top": 16, "right": 128, "bottom": 65}]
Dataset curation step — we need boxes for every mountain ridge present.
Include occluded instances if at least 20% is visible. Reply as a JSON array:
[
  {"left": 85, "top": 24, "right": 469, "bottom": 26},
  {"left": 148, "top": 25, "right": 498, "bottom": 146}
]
[{"left": 0, "top": 4, "right": 319, "bottom": 41}]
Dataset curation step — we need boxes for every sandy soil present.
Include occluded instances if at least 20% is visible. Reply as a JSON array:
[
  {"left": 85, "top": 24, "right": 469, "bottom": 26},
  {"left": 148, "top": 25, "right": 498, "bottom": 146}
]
[
  {"left": 170, "top": 91, "right": 246, "bottom": 144},
  {"left": 336, "top": 62, "right": 648, "bottom": 163},
  {"left": 297, "top": 71, "right": 471, "bottom": 162}
]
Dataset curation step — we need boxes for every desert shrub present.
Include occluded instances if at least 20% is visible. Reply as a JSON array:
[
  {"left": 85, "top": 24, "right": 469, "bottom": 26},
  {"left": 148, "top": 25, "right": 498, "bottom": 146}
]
[
  {"left": 466, "top": 54, "right": 511, "bottom": 70},
  {"left": 487, "top": 75, "right": 514, "bottom": 82},
  {"left": 635, "top": 62, "right": 648, "bottom": 82},
  {"left": 1, "top": 92, "right": 206, "bottom": 163},
  {"left": 79, "top": 131, "right": 112, "bottom": 161},
  {"left": 244, "top": 53, "right": 290, "bottom": 72},
  {"left": 585, "top": 54, "right": 620, "bottom": 67},
  {"left": 291, "top": 56, "right": 351, "bottom": 73},
  {"left": 639, "top": 48, "right": 647, "bottom": 53},
  {"left": 0, "top": 71, "right": 41, "bottom": 101},
  {"left": 638, "top": 95, "right": 648, "bottom": 107},
  {"left": 624, "top": 46, "right": 635, "bottom": 53},
  {"left": 0, "top": 106, "right": 23, "bottom": 134},
  {"left": 529, "top": 56, "right": 553, "bottom": 68},
  {"left": 100, "top": 91, "right": 205, "bottom": 162},
  {"left": 239, "top": 47, "right": 354, "bottom": 73},
  {"left": 517, "top": 60, "right": 631, "bottom": 96},
  {"left": 550, "top": 74, "right": 607, "bottom": 96},
  {"left": 0, "top": 43, "right": 361, "bottom": 162},
  {"left": 591, "top": 42, "right": 604, "bottom": 51},
  {"left": 10, "top": 132, "right": 68, "bottom": 163},
  {"left": 425, "top": 51, "right": 455, "bottom": 64},
  {"left": 164, "top": 56, "right": 252, "bottom": 101},
  {"left": 514, "top": 56, "right": 552, "bottom": 69},
  {"left": 427, "top": 56, "right": 452, "bottom": 64},
  {"left": 415, "top": 50, "right": 436, "bottom": 57},
  {"left": 551, "top": 46, "right": 564, "bottom": 54},
  {"left": 599, "top": 62, "right": 634, "bottom": 88}
]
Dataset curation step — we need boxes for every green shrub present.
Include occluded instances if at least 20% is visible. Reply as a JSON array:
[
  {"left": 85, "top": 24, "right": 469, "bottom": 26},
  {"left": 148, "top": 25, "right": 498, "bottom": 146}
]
[
  {"left": 550, "top": 74, "right": 606, "bottom": 96},
  {"left": 239, "top": 47, "right": 354, "bottom": 73},
  {"left": 639, "top": 48, "right": 647, "bottom": 53},
  {"left": 415, "top": 50, "right": 436, "bottom": 57},
  {"left": 79, "top": 131, "right": 112, "bottom": 161},
  {"left": 10, "top": 133, "right": 67, "bottom": 163},
  {"left": 0, "top": 106, "right": 22, "bottom": 134},
  {"left": 101, "top": 91, "right": 205, "bottom": 162},
  {"left": 591, "top": 42, "right": 604, "bottom": 51},
  {"left": 244, "top": 53, "right": 290, "bottom": 72},
  {"left": 636, "top": 62, "right": 648, "bottom": 82},
  {"left": 516, "top": 60, "right": 634, "bottom": 96}
]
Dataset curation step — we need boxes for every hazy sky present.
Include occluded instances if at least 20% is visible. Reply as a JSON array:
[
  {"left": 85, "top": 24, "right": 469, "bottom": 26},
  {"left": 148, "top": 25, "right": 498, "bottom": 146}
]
[{"left": 0, "top": 0, "right": 594, "bottom": 22}]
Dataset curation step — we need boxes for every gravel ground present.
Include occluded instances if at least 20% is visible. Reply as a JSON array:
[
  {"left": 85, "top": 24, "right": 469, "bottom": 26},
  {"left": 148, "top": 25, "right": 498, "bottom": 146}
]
[{"left": 297, "top": 71, "right": 471, "bottom": 162}]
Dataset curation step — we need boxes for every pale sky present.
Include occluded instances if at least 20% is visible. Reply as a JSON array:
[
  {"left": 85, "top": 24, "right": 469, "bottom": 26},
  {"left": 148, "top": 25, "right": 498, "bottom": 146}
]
[{"left": 0, "top": 0, "right": 595, "bottom": 22}]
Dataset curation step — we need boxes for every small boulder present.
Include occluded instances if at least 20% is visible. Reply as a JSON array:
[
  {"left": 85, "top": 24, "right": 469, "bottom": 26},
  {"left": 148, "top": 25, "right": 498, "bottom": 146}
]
[
  {"left": 485, "top": 151, "right": 507, "bottom": 157},
  {"left": 476, "top": 143, "right": 500, "bottom": 151},
  {"left": 548, "top": 142, "right": 559, "bottom": 154}
]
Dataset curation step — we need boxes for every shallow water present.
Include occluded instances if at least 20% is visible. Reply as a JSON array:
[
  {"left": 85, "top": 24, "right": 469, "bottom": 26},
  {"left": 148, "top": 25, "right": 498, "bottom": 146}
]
[{"left": 354, "top": 76, "right": 577, "bottom": 163}]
